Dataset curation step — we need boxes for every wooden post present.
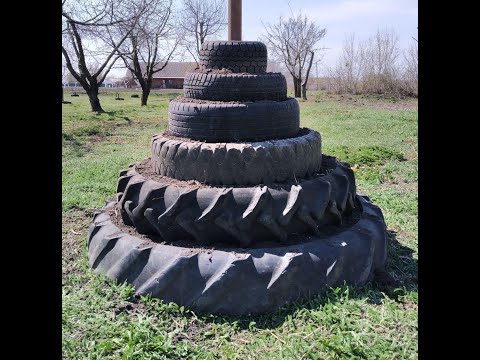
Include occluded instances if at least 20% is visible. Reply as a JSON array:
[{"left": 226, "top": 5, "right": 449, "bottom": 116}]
[{"left": 228, "top": 0, "right": 242, "bottom": 41}]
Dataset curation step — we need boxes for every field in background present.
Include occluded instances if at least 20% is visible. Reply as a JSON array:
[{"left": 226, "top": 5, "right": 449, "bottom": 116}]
[{"left": 62, "top": 90, "right": 418, "bottom": 359}]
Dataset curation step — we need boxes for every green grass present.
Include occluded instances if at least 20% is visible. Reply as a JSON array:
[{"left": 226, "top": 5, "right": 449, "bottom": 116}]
[
  {"left": 328, "top": 145, "right": 404, "bottom": 167},
  {"left": 62, "top": 90, "right": 418, "bottom": 359}
]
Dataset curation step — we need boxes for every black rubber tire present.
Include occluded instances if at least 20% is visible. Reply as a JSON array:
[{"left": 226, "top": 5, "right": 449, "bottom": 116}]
[
  {"left": 199, "top": 41, "right": 267, "bottom": 73},
  {"left": 183, "top": 72, "right": 287, "bottom": 101},
  {"left": 87, "top": 194, "right": 387, "bottom": 315},
  {"left": 151, "top": 129, "right": 322, "bottom": 185},
  {"left": 168, "top": 98, "right": 300, "bottom": 142},
  {"left": 115, "top": 155, "right": 356, "bottom": 247}
]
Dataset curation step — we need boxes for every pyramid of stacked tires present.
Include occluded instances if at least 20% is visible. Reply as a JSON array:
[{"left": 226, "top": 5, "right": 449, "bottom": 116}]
[{"left": 88, "top": 41, "right": 387, "bottom": 315}]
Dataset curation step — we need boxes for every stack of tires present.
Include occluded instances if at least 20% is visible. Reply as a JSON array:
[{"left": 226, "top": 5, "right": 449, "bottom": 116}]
[
  {"left": 122, "top": 40, "right": 359, "bottom": 245},
  {"left": 87, "top": 40, "right": 387, "bottom": 315},
  {"left": 152, "top": 41, "right": 322, "bottom": 186},
  {"left": 168, "top": 41, "right": 299, "bottom": 142},
  {"left": 117, "top": 41, "right": 356, "bottom": 247}
]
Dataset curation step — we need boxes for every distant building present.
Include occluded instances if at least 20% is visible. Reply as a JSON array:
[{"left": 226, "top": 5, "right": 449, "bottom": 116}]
[{"left": 128, "top": 62, "right": 198, "bottom": 89}]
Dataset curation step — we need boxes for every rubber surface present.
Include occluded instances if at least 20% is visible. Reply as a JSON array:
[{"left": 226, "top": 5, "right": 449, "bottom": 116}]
[
  {"left": 168, "top": 98, "right": 300, "bottom": 142},
  {"left": 116, "top": 156, "right": 356, "bottom": 247},
  {"left": 199, "top": 41, "right": 268, "bottom": 73},
  {"left": 151, "top": 129, "right": 322, "bottom": 185},
  {"left": 87, "top": 195, "right": 387, "bottom": 315},
  {"left": 183, "top": 72, "right": 287, "bottom": 101}
]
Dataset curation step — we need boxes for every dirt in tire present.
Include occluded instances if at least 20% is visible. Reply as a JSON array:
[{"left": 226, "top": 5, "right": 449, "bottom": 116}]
[
  {"left": 116, "top": 154, "right": 357, "bottom": 247},
  {"left": 88, "top": 194, "right": 386, "bottom": 315}
]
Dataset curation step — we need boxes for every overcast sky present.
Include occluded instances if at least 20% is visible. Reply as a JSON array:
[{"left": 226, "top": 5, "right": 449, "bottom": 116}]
[{"left": 110, "top": 0, "right": 417, "bottom": 77}]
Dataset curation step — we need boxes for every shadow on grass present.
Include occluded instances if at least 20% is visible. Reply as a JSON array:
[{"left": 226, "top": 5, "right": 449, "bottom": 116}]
[
  {"left": 103, "top": 111, "right": 132, "bottom": 123},
  {"left": 62, "top": 133, "right": 91, "bottom": 157},
  {"left": 160, "top": 230, "right": 418, "bottom": 331}
]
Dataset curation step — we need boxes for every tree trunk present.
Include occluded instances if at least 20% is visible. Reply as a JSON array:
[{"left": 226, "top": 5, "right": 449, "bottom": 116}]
[
  {"left": 293, "top": 78, "right": 302, "bottom": 98},
  {"left": 302, "top": 51, "right": 315, "bottom": 100},
  {"left": 86, "top": 88, "right": 104, "bottom": 113},
  {"left": 141, "top": 88, "right": 150, "bottom": 106},
  {"left": 140, "top": 77, "right": 152, "bottom": 106}
]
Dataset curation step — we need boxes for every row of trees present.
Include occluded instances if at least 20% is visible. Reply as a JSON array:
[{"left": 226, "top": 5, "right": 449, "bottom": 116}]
[
  {"left": 264, "top": 23, "right": 418, "bottom": 99},
  {"left": 63, "top": 0, "right": 417, "bottom": 113},
  {"left": 325, "top": 29, "right": 418, "bottom": 97},
  {"left": 62, "top": 0, "right": 227, "bottom": 112},
  {"left": 62, "top": 0, "right": 331, "bottom": 111}
]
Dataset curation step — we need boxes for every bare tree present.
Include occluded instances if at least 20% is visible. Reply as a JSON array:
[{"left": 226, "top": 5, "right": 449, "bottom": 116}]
[
  {"left": 263, "top": 13, "right": 326, "bottom": 99},
  {"left": 179, "top": 0, "right": 227, "bottom": 63},
  {"left": 402, "top": 40, "right": 418, "bottom": 96},
  {"left": 117, "top": 0, "right": 180, "bottom": 106},
  {"left": 327, "top": 28, "right": 402, "bottom": 96},
  {"left": 62, "top": 0, "right": 143, "bottom": 112},
  {"left": 327, "top": 34, "right": 366, "bottom": 94},
  {"left": 362, "top": 28, "right": 401, "bottom": 94}
]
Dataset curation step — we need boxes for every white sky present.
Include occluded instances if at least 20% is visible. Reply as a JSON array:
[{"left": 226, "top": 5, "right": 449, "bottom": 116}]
[{"left": 109, "top": 0, "right": 418, "bottom": 78}]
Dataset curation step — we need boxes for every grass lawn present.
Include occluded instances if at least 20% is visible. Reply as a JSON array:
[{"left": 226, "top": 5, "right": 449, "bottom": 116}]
[{"left": 62, "top": 89, "right": 418, "bottom": 359}]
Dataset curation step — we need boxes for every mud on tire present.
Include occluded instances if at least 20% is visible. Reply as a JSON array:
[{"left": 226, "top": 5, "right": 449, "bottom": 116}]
[
  {"left": 87, "top": 194, "right": 387, "bottom": 315},
  {"left": 116, "top": 155, "right": 357, "bottom": 247}
]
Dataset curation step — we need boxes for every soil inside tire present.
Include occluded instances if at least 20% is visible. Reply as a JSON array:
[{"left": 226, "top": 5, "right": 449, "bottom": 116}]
[
  {"left": 132, "top": 148, "right": 338, "bottom": 190},
  {"left": 109, "top": 200, "right": 362, "bottom": 250},
  {"left": 111, "top": 153, "right": 360, "bottom": 249}
]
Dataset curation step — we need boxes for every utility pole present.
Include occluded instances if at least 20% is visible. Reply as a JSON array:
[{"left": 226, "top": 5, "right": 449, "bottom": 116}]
[{"left": 228, "top": 0, "right": 242, "bottom": 40}]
